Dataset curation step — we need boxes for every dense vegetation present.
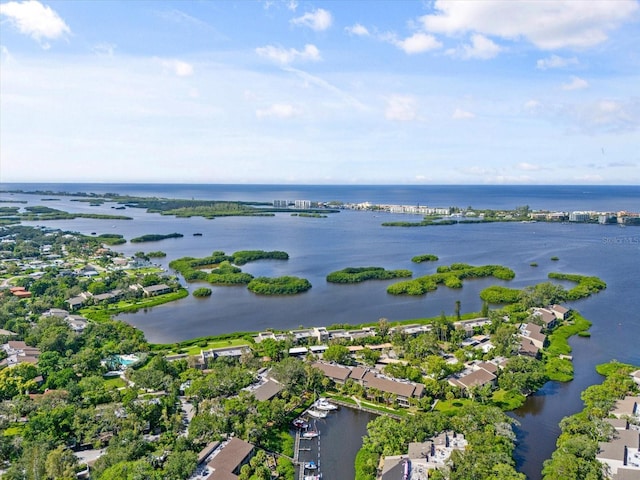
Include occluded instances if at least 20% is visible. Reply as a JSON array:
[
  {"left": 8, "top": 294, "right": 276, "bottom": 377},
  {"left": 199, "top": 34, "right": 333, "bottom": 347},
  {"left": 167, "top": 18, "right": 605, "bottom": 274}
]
[
  {"left": 480, "top": 286, "right": 523, "bottom": 304},
  {"left": 15, "top": 206, "right": 132, "bottom": 222},
  {"left": 355, "top": 405, "right": 524, "bottom": 480},
  {"left": 247, "top": 276, "right": 312, "bottom": 295},
  {"left": 387, "top": 264, "right": 515, "bottom": 296},
  {"left": 169, "top": 250, "right": 290, "bottom": 287},
  {"left": 411, "top": 254, "right": 439, "bottom": 263},
  {"left": 130, "top": 233, "right": 184, "bottom": 243},
  {"left": 192, "top": 287, "right": 212, "bottom": 297},
  {"left": 547, "top": 272, "right": 607, "bottom": 300},
  {"left": 92, "top": 234, "right": 126, "bottom": 246},
  {"left": 326, "top": 267, "right": 412, "bottom": 283},
  {"left": 479, "top": 274, "right": 607, "bottom": 305},
  {"left": 231, "top": 250, "right": 289, "bottom": 265}
]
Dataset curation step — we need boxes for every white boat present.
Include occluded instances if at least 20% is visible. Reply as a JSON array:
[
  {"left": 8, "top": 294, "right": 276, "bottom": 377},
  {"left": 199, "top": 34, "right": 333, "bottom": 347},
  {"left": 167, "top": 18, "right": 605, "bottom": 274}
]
[
  {"left": 304, "top": 475, "right": 321, "bottom": 480},
  {"left": 302, "top": 430, "right": 319, "bottom": 438},
  {"left": 314, "top": 398, "right": 338, "bottom": 411},
  {"left": 306, "top": 409, "right": 327, "bottom": 419},
  {"left": 304, "top": 461, "right": 318, "bottom": 470}
]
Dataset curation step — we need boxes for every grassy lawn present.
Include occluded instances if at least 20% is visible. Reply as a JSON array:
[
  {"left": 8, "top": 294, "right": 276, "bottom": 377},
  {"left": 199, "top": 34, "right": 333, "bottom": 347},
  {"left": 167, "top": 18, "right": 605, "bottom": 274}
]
[
  {"left": 491, "top": 389, "right": 526, "bottom": 410},
  {"left": 124, "top": 267, "right": 164, "bottom": 276},
  {"left": 434, "top": 398, "right": 475, "bottom": 415},
  {"left": 103, "top": 375, "right": 126, "bottom": 388}
]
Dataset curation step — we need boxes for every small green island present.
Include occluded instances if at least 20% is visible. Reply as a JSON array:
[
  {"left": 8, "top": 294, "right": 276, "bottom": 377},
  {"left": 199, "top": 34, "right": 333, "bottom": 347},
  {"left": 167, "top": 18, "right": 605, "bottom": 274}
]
[
  {"left": 169, "top": 250, "right": 310, "bottom": 294},
  {"left": 192, "top": 287, "right": 213, "bottom": 297},
  {"left": 387, "top": 263, "right": 515, "bottom": 295},
  {"left": 326, "top": 267, "right": 413, "bottom": 283},
  {"left": 411, "top": 254, "right": 439, "bottom": 263},
  {"left": 130, "top": 233, "right": 184, "bottom": 243},
  {"left": 247, "top": 276, "right": 312, "bottom": 295}
]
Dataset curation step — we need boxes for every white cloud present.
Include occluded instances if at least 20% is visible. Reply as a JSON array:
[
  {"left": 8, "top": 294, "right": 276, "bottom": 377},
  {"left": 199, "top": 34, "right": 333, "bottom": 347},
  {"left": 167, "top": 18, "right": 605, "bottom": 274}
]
[
  {"left": 256, "top": 103, "right": 301, "bottom": 119},
  {"left": 562, "top": 76, "right": 589, "bottom": 91},
  {"left": 452, "top": 108, "right": 474, "bottom": 119},
  {"left": 518, "top": 162, "right": 542, "bottom": 171},
  {"left": 287, "top": 0, "right": 298, "bottom": 11},
  {"left": 460, "top": 34, "right": 501, "bottom": 59},
  {"left": 389, "top": 32, "right": 442, "bottom": 54},
  {"left": 345, "top": 23, "right": 370, "bottom": 36},
  {"left": 159, "top": 59, "right": 194, "bottom": 77},
  {"left": 0, "top": 0, "right": 70, "bottom": 47},
  {"left": 565, "top": 98, "right": 640, "bottom": 134},
  {"left": 0, "top": 45, "right": 13, "bottom": 64},
  {"left": 536, "top": 54, "right": 578, "bottom": 70},
  {"left": 385, "top": 95, "right": 418, "bottom": 121},
  {"left": 291, "top": 8, "right": 332, "bottom": 31},
  {"left": 93, "top": 43, "right": 116, "bottom": 57},
  {"left": 420, "top": 0, "right": 639, "bottom": 50},
  {"left": 256, "top": 44, "right": 321, "bottom": 65}
]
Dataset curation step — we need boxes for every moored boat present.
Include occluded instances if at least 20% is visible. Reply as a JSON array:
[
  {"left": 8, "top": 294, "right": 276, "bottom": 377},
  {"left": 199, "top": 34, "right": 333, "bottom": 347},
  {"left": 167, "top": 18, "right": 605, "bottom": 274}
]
[
  {"left": 306, "top": 409, "right": 327, "bottom": 419},
  {"left": 292, "top": 418, "right": 308, "bottom": 429},
  {"left": 314, "top": 398, "right": 338, "bottom": 411}
]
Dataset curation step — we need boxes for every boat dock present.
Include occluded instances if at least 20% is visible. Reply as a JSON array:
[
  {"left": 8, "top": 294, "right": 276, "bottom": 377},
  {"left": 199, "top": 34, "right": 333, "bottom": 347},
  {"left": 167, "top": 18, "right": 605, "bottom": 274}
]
[{"left": 293, "top": 420, "right": 322, "bottom": 480}]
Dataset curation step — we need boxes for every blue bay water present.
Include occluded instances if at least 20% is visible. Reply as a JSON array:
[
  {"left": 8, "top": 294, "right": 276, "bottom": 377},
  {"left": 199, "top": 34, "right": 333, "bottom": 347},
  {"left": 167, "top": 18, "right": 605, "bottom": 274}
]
[{"left": 1, "top": 183, "right": 639, "bottom": 479}]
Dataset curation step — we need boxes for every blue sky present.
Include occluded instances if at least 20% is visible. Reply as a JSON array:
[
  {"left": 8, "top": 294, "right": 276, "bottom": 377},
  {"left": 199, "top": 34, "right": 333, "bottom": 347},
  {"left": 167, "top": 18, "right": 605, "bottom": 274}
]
[{"left": 1, "top": 0, "right": 639, "bottom": 184}]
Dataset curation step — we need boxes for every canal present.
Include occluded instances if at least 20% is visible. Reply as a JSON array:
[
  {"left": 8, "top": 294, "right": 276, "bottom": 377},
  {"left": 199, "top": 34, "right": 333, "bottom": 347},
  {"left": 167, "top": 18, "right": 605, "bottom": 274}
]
[{"left": 294, "top": 406, "right": 377, "bottom": 479}]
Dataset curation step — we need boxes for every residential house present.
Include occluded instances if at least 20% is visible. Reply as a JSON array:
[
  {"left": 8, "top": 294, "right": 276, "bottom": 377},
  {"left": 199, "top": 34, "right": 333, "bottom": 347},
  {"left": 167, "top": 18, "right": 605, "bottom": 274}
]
[
  {"left": 361, "top": 371, "right": 424, "bottom": 407},
  {"left": 379, "top": 431, "right": 467, "bottom": 480},
  {"left": 453, "top": 317, "right": 491, "bottom": 337},
  {"left": 247, "top": 378, "right": 284, "bottom": 402},
  {"left": 66, "top": 315, "right": 89, "bottom": 333},
  {"left": 519, "top": 338, "right": 541, "bottom": 358},
  {"left": 92, "top": 289, "right": 123, "bottom": 304},
  {"left": 43, "top": 308, "right": 70, "bottom": 318},
  {"left": 520, "top": 323, "right": 547, "bottom": 350},
  {"left": 549, "top": 304, "right": 571, "bottom": 320},
  {"left": 141, "top": 284, "right": 171, "bottom": 296},
  {"left": 448, "top": 365, "right": 497, "bottom": 393},
  {"left": 596, "top": 428, "right": 640, "bottom": 477},
  {"left": 252, "top": 331, "right": 287, "bottom": 343},
  {"left": 204, "top": 438, "right": 255, "bottom": 480},
  {"left": 311, "top": 361, "right": 352, "bottom": 385},
  {"left": 531, "top": 308, "right": 558, "bottom": 330},
  {"left": 611, "top": 396, "right": 640, "bottom": 420},
  {"left": 9, "top": 287, "right": 31, "bottom": 298},
  {"left": 201, "top": 346, "right": 251, "bottom": 365},
  {"left": 1, "top": 340, "right": 41, "bottom": 367}
]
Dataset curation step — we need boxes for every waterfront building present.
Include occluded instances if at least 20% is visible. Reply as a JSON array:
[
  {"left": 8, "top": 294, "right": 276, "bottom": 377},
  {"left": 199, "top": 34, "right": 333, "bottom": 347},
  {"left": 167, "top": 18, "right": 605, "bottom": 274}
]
[
  {"left": 569, "top": 211, "right": 592, "bottom": 222},
  {"left": 379, "top": 431, "right": 467, "bottom": 480},
  {"left": 294, "top": 200, "right": 311, "bottom": 209}
]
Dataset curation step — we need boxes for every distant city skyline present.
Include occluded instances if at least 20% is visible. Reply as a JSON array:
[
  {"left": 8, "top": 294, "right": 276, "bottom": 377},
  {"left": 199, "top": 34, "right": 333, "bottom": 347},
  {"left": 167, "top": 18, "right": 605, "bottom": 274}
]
[{"left": 1, "top": 0, "right": 639, "bottom": 185}]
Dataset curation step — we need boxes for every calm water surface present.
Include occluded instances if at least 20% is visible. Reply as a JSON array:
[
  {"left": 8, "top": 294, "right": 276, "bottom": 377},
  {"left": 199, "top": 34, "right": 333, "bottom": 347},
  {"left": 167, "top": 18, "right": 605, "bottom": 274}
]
[
  {"left": 2, "top": 184, "right": 639, "bottom": 479},
  {"left": 295, "top": 408, "right": 377, "bottom": 480}
]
